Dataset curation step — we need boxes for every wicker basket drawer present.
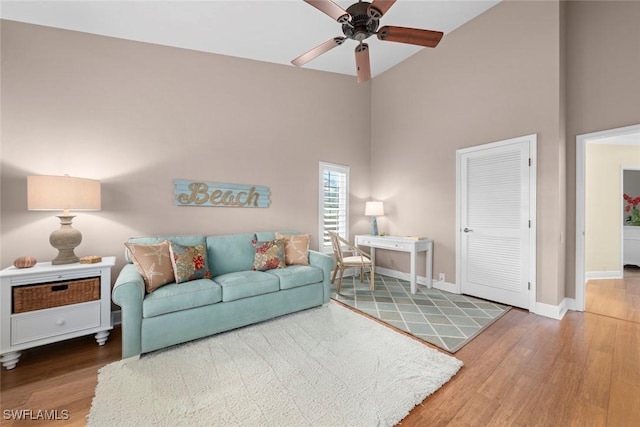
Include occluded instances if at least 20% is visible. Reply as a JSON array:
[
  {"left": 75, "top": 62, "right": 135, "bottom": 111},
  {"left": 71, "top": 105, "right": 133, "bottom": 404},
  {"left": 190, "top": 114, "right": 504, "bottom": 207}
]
[{"left": 12, "top": 277, "right": 100, "bottom": 314}]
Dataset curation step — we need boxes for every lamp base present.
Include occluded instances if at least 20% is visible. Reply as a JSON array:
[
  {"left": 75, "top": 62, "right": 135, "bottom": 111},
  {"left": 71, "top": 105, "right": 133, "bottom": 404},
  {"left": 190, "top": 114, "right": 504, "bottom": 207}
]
[
  {"left": 370, "top": 216, "right": 379, "bottom": 236},
  {"left": 50, "top": 215, "right": 82, "bottom": 265}
]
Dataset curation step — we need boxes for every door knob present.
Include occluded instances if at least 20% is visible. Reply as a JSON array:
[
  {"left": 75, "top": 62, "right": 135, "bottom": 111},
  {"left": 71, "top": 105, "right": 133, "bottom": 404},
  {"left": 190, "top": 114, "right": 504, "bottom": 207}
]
[{"left": 463, "top": 228, "right": 473, "bottom": 233}]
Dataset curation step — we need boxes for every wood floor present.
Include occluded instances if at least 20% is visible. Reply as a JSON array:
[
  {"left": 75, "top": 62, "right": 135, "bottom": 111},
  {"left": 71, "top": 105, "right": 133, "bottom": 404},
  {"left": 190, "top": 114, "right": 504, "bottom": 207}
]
[
  {"left": 2, "top": 291, "right": 639, "bottom": 426},
  {"left": 585, "top": 267, "right": 640, "bottom": 323}
]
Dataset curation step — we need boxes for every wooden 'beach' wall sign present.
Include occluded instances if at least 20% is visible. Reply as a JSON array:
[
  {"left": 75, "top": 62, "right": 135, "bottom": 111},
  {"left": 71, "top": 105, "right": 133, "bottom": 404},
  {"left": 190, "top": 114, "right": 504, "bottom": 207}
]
[{"left": 174, "top": 180, "right": 270, "bottom": 208}]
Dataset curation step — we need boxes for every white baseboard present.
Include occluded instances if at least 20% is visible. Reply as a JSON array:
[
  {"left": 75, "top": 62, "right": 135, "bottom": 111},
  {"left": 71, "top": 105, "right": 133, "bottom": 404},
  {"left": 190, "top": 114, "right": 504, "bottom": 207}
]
[
  {"left": 586, "top": 270, "right": 623, "bottom": 280},
  {"left": 563, "top": 298, "right": 579, "bottom": 312},
  {"left": 112, "top": 310, "right": 122, "bottom": 326},
  {"left": 342, "top": 267, "right": 572, "bottom": 321},
  {"left": 534, "top": 298, "right": 570, "bottom": 320},
  {"left": 374, "top": 267, "right": 458, "bottom": 294}
]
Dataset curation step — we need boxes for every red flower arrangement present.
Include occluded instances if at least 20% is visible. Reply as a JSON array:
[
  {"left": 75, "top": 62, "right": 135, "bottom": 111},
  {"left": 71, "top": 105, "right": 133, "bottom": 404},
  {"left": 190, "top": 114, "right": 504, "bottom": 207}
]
[{"left": 623, "top": 193, "right": 640, "bottom": 225}]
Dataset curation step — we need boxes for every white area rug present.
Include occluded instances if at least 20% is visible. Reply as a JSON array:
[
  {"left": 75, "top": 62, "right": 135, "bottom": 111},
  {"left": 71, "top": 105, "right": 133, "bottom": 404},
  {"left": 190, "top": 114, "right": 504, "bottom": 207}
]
[{"left": 88, "top": 302, "right": 463, "bottom": 427}]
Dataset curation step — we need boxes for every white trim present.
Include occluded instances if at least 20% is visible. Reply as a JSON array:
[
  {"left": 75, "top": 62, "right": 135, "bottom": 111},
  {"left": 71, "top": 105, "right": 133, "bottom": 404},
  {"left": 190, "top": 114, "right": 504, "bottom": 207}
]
[
  {"left": 455, "top": 134, "right": 537, "bottom": 311},
  {"left": 564, "top": 298, "right": 578, "bottom": 312},
  {"left": 585, "top": 271, "right": 624, "bottom": 280},
  {"left": 111, "top": 310, "right": 122, "bottom": 326},
  {"left": 575, "top": 123, "right": 640, "bottom": 311},
  {"left": 377, "top": 267, "right": 565, "bottom": 320},
  {"left": 374, "top": 267, "right": 458, "bottom": 294},
  {"left": 353, "top": 266, "right": 566, "bottom": 320},
  {"left": 535, "top": 298, "right": 570, "bottom": 320}
]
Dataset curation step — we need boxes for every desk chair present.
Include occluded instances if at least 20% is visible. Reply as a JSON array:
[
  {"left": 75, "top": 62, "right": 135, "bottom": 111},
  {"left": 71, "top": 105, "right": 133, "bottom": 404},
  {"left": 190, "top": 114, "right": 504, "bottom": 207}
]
[{"left": 328, "top": 231, "right": 374, "bottom": 294}]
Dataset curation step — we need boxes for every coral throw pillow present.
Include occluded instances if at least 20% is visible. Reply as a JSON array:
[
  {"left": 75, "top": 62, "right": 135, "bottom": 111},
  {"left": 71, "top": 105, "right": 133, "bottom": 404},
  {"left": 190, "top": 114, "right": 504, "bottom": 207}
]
[
  {"left": 252, "top": 239, "right": 286, "bottom": 271},
  {"left": 169, "top": 242, "right": 211, "bottom": 283},
  {"left": 125, "top": 241, "right": 174, "bottom": 293},
  {"left": 275, "top": 232, "right": 310, "bottom": 266}
]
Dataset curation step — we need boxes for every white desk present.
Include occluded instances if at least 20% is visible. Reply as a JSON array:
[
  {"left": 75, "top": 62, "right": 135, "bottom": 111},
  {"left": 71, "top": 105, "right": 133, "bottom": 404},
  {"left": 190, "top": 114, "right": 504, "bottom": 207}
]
[{"left": 355, "top": 235, "right": 434, "bottom": 294}]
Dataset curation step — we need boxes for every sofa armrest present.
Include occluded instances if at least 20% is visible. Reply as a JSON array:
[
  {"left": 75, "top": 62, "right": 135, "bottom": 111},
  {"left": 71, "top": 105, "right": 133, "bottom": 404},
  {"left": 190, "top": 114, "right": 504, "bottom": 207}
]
[
  {"left": 308, "top": 250, "right": 334, "bottom": 303},
  {"left": 112, "top": 264, "right": 145, "bottom": 358}
]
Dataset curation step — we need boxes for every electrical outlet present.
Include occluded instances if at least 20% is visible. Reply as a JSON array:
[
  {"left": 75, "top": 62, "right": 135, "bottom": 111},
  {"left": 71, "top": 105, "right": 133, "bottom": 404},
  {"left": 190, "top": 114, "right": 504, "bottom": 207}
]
[{"left": 438, "top": 273, "right": 445, "bottom": 282}]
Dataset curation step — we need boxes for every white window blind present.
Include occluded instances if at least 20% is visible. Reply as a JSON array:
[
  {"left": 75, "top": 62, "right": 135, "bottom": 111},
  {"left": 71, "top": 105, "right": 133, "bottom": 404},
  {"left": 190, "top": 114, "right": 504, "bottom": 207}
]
[{"left": 319, "top": 162, "right": 349, "bottom": 253}]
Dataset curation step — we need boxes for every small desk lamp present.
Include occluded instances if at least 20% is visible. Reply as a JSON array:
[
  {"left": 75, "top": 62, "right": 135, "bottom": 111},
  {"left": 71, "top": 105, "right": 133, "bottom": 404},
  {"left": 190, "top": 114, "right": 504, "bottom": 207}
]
[
  {"left": 27, "top": 175, "right": 101, "bottom": 265},
  {"left": 365, "top": 201, "right": 384, "bottom": 236}
]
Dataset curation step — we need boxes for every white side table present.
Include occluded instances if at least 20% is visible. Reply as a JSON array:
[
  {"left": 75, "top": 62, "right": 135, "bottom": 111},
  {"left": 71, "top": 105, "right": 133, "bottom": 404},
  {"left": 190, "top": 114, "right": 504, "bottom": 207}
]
[{"left": 0, "top": 256, "right": 115, "bottom": 370}]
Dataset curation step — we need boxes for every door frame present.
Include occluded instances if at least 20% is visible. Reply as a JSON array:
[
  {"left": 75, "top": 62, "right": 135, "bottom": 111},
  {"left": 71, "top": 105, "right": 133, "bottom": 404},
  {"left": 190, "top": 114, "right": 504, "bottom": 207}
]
[
  {"left": 575, "top": 123, "right": 640, "bottom": 311},
  {"left": 455, "top": 134, "right": 537, "bottom": 311}
]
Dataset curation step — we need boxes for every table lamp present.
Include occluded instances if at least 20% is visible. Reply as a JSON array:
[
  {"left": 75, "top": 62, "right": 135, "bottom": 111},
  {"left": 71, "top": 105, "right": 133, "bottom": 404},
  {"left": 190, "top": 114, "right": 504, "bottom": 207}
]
[
  {"left": 27, "top": 175, "right": 101, "bottom": 265},
  {"left": 365, "top": 201, "right": 384, "bottom": 236}
]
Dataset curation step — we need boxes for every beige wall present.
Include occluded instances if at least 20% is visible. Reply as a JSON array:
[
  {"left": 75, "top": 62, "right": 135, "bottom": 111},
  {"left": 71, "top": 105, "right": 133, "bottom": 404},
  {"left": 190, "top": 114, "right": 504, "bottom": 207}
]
[
  {"left": 371, "top": 0, "right": 565, "bottom": 305},
  {"left": 2, "top": 1, "right": 639, "bottom": 308},
  {"left": 565, "top": 0, "right": 640, "bottom": 296},
  {"left": 0, "top": 21, "right": 372, "bottom": 273},
  {"left": 369, "top": 0, "right": 640, "bottom": 305},
  {"left": 586, "top": 144, "right": 640, "bottom": 273}
]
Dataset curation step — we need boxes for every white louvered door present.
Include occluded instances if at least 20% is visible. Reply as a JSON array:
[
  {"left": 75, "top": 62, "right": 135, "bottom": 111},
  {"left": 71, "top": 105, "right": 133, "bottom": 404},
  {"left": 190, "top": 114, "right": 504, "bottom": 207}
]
[{"left": 457, "top": 136, "right": 535, "bottom": 309}]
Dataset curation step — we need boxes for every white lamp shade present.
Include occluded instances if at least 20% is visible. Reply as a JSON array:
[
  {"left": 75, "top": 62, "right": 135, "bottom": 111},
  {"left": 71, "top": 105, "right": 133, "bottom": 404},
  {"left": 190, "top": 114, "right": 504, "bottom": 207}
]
[
  {"left": 27, "top": 175, "right": 101, "bottom": 211},
  {"left": 365, "top": 201, "right": 384, "bottom": 216}
]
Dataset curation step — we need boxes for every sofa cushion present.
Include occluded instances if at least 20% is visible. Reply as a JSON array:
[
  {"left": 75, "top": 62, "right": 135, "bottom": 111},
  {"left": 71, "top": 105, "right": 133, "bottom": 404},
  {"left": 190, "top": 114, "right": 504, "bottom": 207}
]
[
  {"left": 206, "top": 233, "right": 256, "bottom": 276},
  {"left": 142, "top": 279, "right": 222, "bottom": 318},
  {"left": 266, "top": 265, "right": 323, "bottom": 290},
  {"left": 124, "top": 241, "right": 174, "bottom": 293},
  {"left": 252, "top": 239, "right": 286, "bottom": 271},
  {"left": 169, "top": 242, "right": 211, "bottom": 283},
  {"left": 214, "top": 271, "right": 280, "bottom": 302},
  {"left": 276, "top": 232, "right": 310, "bottom": 266}
]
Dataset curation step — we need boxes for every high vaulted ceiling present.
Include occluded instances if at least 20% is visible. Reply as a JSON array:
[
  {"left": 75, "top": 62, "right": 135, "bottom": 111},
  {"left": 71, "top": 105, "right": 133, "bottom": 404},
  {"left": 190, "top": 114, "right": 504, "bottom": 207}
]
[{"left": 1, "top": 1, "right": 500, "bottom": 80}]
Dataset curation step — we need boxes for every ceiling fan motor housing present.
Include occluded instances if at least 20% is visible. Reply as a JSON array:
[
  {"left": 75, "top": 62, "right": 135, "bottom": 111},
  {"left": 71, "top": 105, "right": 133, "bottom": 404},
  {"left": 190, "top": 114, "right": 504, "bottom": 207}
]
[{"left": 342, "top": 2, "right": 379, "bottom": 42}]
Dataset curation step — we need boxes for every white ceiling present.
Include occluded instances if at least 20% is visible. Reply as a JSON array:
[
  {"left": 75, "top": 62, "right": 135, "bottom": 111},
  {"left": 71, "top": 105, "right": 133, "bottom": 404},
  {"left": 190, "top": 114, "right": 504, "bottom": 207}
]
[{"left": 0, "top": 0, "right": 500, "bottom": 79}]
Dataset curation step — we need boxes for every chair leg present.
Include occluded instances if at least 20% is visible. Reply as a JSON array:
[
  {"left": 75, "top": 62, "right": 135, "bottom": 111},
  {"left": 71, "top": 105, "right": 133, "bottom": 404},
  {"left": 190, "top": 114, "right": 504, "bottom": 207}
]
[
  {"left": 331, "top": 267, "right": 338, "bottom": 285},
  {"left": 337, "top": 267, "right": 344, "bottom": 294}
]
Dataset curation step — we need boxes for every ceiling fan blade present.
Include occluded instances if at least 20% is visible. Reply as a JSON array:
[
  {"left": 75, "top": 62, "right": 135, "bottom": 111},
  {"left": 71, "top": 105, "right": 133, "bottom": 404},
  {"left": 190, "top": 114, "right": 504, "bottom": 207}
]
[
  {"left": 355, "top": 43, "right": 371, "bottom": 83},
  {"left": 368, "top": 0, "right": 396, "bottom": 19},
  {"left": 377, "top": 26, "right": 444, "bottom": 48},
  {"left": 291, "top": 37, "right": 346, "bottom": 67},
  {"left": 304, "top": 0, "right": 350, "bottom": 23}
]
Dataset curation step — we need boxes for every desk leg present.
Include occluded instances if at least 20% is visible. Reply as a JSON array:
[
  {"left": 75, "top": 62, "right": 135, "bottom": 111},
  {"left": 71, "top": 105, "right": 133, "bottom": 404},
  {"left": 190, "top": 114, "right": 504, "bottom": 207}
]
[
  {"left": 370, "top": 247, "right": 376, "bottom": 274},
  {"left": 410, "top": 249, "right": 417, "bottom": 294},
  {"left": 426, "top": 245, "right": 433, "bottom": 289}
]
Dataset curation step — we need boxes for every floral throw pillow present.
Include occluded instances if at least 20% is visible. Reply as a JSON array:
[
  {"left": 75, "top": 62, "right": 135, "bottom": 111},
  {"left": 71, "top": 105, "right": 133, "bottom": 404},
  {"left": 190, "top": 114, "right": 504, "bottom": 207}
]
[
  {"left": 252, "top": 239, "right": 286, "bottom": 271},
  {"left": 169, "top": 242, "right": 211, "bottom": 283},
  {"left": 275, "top": 232, "right": 310, "bottom": 266},
  {"left": 124, "top": 241, "right": 174, "bottom": 293}
]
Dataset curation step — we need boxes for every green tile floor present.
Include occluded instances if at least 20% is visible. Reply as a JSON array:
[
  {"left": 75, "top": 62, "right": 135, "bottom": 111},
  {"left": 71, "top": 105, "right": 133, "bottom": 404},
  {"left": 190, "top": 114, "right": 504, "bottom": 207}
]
[{"left": 331, "top": 274, "right": 511, "bottom": 353}]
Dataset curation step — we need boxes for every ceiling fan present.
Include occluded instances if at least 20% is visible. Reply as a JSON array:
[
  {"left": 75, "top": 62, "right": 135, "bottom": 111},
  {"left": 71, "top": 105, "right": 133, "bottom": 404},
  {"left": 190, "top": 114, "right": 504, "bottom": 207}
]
[{"left": 291, "top": 0, "right": 444, "bottom": 83}]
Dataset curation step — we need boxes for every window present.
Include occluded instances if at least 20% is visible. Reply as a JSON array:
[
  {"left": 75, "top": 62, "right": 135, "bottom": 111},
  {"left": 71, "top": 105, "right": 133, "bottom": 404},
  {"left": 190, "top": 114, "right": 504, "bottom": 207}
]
[{"left": 319, "top": 162, "right": 349, "bottom": 253}]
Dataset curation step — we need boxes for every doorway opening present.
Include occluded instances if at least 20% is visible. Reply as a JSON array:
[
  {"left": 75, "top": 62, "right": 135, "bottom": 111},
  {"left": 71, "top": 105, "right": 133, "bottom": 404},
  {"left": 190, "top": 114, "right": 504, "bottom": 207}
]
[{"left": 575, "top": 124, "right": 640, "bottom": 313}]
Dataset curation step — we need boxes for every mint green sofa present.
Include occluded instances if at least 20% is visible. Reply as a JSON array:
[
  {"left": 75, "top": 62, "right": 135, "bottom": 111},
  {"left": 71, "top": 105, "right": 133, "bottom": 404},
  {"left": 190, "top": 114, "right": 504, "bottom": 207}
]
[{"left": 112, "top": 231, "right": 334, "bottom": 359}]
